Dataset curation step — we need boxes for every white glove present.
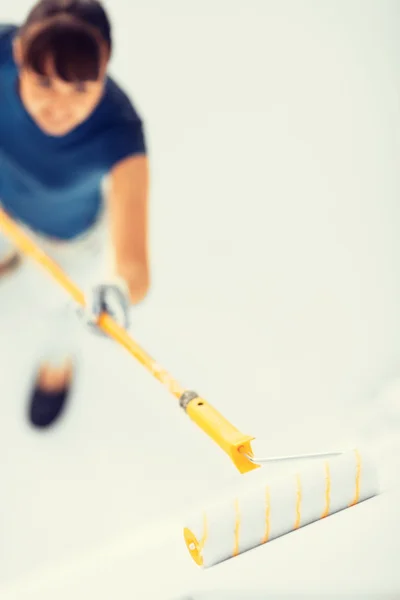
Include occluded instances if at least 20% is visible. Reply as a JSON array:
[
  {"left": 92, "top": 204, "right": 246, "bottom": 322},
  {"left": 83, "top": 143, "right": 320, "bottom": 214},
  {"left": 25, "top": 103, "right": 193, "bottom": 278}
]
[{"left": 79, "top": 276, "right": 131, "bottom": 334}]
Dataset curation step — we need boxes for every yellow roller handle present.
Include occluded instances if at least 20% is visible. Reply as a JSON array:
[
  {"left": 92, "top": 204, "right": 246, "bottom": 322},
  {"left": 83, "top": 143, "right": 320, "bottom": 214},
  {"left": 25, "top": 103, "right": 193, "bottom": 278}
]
[{"left": 0, "top": 207, "right": 258, "bottom": 474}]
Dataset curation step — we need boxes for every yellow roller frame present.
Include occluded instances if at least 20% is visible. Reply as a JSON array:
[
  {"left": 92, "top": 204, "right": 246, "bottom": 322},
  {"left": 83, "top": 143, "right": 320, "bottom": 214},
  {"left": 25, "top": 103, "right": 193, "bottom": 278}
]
[{"left": 0, "top": 207, "right": 258, "bottom": 474}]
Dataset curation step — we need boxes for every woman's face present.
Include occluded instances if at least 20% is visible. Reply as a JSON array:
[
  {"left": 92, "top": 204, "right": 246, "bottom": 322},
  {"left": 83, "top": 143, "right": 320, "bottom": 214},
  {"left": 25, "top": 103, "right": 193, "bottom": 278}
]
[{"left": 13, "top": 37, "right": 109, "bottom": 137}]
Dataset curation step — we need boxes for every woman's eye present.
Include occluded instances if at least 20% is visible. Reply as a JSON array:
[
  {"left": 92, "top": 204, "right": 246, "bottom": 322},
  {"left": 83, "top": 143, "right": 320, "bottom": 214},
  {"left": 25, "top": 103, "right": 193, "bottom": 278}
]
[
  {"left": 75, "top": 82, "right": 87, "bottom": 93},
  {"left": 37, "top": 77, "right": 52, "bottom": 88}
]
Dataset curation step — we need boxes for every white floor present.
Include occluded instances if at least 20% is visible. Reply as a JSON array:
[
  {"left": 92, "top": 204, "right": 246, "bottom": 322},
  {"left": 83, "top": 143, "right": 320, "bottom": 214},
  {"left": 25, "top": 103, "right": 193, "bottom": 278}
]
[{"left": 1, "top": 1, "right": 400, "bottom": 598}]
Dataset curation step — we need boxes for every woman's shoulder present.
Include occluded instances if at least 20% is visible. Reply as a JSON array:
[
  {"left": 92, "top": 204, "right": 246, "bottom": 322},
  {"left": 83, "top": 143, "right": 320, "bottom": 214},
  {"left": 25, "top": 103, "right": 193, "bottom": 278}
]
[
  {"left": 100, "top": 75, "right": 144, "bottom": 127},
  {"left": 0, "top": 23, "right": 17, "bottom": 38},
  {"left": 89, "top": 75, "right": 147, "bottom": 168},
  {"left": 0, "top": 24, "right": 17, "bottom": 66}
]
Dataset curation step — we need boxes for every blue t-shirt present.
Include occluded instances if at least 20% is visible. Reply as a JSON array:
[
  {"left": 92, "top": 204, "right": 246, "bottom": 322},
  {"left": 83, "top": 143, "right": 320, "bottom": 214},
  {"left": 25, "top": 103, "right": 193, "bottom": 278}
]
[{"left": 0, "top": 24, "right": 146, "bottom": 240}]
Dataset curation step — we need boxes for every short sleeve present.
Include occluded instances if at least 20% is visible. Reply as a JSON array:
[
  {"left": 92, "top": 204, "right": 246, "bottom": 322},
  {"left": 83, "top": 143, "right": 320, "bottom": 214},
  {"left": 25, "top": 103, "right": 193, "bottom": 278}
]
[
  {"left": 105, "top": 118, "right": 147, "bottom": 169},
  {"left": 93, "top": 76, "right": 148, "bottom": 170}
]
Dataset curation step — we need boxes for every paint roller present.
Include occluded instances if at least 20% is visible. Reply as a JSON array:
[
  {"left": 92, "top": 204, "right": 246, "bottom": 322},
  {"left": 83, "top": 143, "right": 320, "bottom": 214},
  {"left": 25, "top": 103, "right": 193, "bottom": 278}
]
[
  {"left": 183, "top": 447, "right": 380, "bottom": 568},
  {"left": 0, "top": 208, "right": 382, "bottom": 569}
]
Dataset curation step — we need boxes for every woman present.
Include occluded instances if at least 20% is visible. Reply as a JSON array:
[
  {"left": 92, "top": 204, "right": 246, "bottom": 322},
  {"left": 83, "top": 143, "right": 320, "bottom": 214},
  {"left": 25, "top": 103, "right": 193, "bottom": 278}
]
[{"left": 0, "top": 0, "right": 150, "bottom": 428}]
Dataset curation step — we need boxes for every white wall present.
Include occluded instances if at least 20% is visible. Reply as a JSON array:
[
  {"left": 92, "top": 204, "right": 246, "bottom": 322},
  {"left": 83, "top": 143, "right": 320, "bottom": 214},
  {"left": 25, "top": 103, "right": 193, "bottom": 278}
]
[{"left": 111, "top": 0, "right": 400, "bottom": 424}]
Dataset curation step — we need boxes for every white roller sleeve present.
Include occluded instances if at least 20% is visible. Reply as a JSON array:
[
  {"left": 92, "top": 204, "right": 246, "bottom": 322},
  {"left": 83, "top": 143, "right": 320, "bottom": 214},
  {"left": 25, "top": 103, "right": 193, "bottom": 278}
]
[{"left": 183, "top": 448, "right": 380, "bottom": 568}]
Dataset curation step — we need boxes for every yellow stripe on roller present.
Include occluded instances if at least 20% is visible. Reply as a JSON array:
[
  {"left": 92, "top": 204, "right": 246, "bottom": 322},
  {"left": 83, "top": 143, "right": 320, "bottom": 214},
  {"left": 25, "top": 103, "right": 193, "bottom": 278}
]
[
  {"left": 294, "top": 474, "right": 302, "bottom": 530},
  {"left": 321, "top": 461, "right": 331, "bottom": 518},
  {"left": 261, "top": 486, "right": 271, "bottom": 544},
  {"left": 349, "top": 448, "right": 362, "bottom": 507},
  {"left": 233, "top": 498, "right": 241, "bottom": 557}
]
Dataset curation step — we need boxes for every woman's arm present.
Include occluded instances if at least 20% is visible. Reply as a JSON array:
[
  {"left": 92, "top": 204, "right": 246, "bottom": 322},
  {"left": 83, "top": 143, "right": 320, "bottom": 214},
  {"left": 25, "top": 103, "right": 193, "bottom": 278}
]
[{"left": 106, "top": 153, "right": 150, "bottom": 305}]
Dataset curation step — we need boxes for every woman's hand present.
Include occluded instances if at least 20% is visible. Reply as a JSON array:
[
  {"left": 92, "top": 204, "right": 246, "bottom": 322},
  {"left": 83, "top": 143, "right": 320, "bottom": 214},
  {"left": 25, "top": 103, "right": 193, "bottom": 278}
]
[{"left": 79, "top": 275, "right": 131, "bottom": 333}]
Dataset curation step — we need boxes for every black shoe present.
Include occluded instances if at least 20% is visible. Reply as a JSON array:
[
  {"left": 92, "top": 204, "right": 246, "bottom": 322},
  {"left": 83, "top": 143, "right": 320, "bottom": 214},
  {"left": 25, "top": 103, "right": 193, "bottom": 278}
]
[{"left": 28, "top": 372, "right": 73, "bottom": 429}]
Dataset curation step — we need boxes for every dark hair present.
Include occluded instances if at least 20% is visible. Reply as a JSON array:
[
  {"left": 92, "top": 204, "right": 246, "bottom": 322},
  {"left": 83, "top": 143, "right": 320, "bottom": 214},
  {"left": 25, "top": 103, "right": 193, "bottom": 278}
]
[{"left": 18, "top": 0, "right": 112, "bottom": 82}]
